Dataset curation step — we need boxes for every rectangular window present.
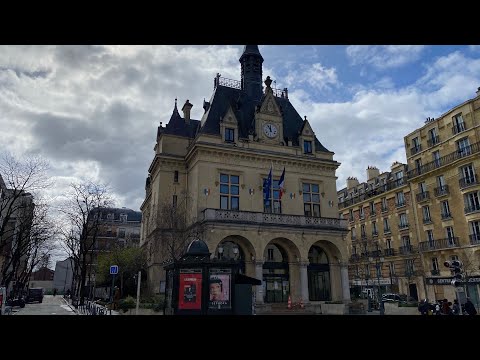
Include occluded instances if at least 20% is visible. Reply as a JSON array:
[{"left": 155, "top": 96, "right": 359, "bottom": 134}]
[
  {"left": 428, "top": 128, "right": 438, "bottom": 146},
  {"left": 220, "top": 173, "right": 240, "bottom": 210},
  {"left": 441, "top": 200, "right": 451, "bottom": 218},
  {"left": 394, "top": 171, "right": 404, "bottom": 186},
  {"left": 405, "top": 259, "right": 415, "bottom": 275},
  {"left": 453, "top": 113, "right": 465, "bottom": 133},
  {"left": 388, "top": 262, "right": 395, "bottom": 276},
  {"left": 173, "top": 195, "right": 177, "bottom": 208},
  {"left": 383, "top": 218, "right": 390, "bottom": 233},
  {"left": 225, "top": 128, "right": 234, "bottom": 142},
  {"left": 432, "top": 258, "right": 439, "bottom": 271},
  {"left": 433, "top": 151, "right": 441, "bottom": 167},
  {"left": 174, "top": 170, "right": 179, "bottom": 183},
  {"left": 465, "top": 191, "right": 480, "bottom": 210},
  {"left": 370, "top": 201, "right": 375, "bottom": 215},
  {"left": 351, "top": 228, "right": 356, "bottom": 240},
  {"left": 120, "top": 214, "right": 127, "bottom": 222},
  {"left": 118, "top": 228, "right": 126, "bottom": 238},
  {"left": 457, "top": 137, "right": 471, "bottom": 157},
  {"left": 303, "top": 183, "right": 320, "bottom": 217},
  {"left": 361, "top": 224, "right": 366, "bottom": 238},
  {"left": 359, "top": 207, "right": 365, "bottom": 219},
  {"left": 419, "top": 182, "right": 427, "bottom": 194},
  {"left": 427, "top": 230, "right": 434, "bottom": 244},
  {"left": 396, "top": 192, "right": 405, "bottom": 207},
  {"left": 372, "top": 221, "right": 377, "bottom": 236},
  {"left": 304, "top": 140, "right": 312, "bottom": 154},
  {"left": 422, "top": 206, "right": 431, "bottom": 222},
  {"left": 381, "top": 197, "right": 388, "bottom": 212},
  {"left": 399, "top": 213, "right": 408, "bottom": 227},
  {"left": 415, "top": 158, "right": 422, "bottom": 172},
  {"left": 437, "top": 175, "right": 445, "bottom": 188},
  {"left": 451, "top": 255, "right": 459, "bottom": 261},
  {"left": 402, "top": 236, "right": 411, "bottom": 247},
  {"left": 461, "top": 164, "right": 476, "bottom": 184},
  {"left": 446, "top": 227, "right": 455, "bottom": 243},
  {"left": 349, "top": 209, "right": 354, "bottom": 221},
  {"left": 264, "top": 177, "right": 281, "bottom": 214},
  {"left": 470, "top": 221, "right": 480, "bottom": 242},
  {"left": 412, "top": 137, "right": 420, "bottom": 149},
  {"left": 386, "top": 239, "right": 392, "bottom": 249}
]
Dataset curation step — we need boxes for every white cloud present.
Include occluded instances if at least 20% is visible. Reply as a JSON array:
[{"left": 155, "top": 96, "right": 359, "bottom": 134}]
[
  {"left": 346, "top": 45, "right": 426, "bottom": 69},
  {"left": 284, "top": 63, "right": 338, "bottom": 90},
  {"left": 470, "top": 45, "right": 480, "bottom": 52}
]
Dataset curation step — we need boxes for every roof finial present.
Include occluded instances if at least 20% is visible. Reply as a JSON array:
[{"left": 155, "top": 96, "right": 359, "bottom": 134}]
[
  {"left": 304, "top": 116, "right": 307, "bottom": 121},
  {"left": 175, "top": 98, "right": 177, "bottom": 108}
]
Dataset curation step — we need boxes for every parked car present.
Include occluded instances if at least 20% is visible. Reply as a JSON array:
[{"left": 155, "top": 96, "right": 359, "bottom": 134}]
[{"left": 26, "top": 288, "right": 44, "bottom": 303}]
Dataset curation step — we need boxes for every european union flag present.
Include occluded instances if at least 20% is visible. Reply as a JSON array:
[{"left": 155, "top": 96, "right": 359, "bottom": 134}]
[{"left": 263, "top": 167, "right": 272, "bottom": 207}]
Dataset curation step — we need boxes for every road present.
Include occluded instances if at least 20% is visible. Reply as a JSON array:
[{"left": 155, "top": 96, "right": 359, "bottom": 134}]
[{"left": 13, "top": 295, "right": 76, "bottom": 315}]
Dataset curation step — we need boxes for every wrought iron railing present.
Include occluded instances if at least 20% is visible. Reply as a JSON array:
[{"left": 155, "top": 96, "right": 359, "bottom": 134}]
[
  {"left": 470, "top": 234, "right": 480, "bottom": 245},
  {"left": 427, "top": 136, "right": 440, "bottom": 147},
  {"left": 459, "top": 176, "right": 478, "bottom": 189},
  {"left": 434, "top": 185, "right": 449, "bottom": 197},
  {"left": 418, "top": 237, "right": 459, "bottom": 252},
  {"left": 410, "top": 145, "right": 422, "bottom": 155},
  {"left": 218, "top": 77, "right": 242, "bottom": 89},
  {"left": 452, "top": 122, "right": 467, "bottom": 135},
  {"left": 407, "top": 141, "right": 480, "bottom": 179},
  {"left": 384, "top": 248, "right": 395, "bottom": 257},
  {"left": 399, "top": 245, "right": 414, "bottom": 255},
  {"left": 416, "top": 191, "right": 430, "bottom": 202},
  {"left": 441, "top": 212, "right": 452, "bottom": 220},
  {"left": 465, "top": 204, "right": 480, "bottom": 214}
]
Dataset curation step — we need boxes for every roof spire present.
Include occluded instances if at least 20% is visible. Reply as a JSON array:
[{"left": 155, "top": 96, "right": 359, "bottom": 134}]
[{"left": 171, "top": 97, "right": 180, "bottom": 118}]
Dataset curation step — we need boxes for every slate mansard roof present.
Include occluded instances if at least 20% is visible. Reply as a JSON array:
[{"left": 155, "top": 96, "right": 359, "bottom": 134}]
[{"left": 159, "top": 47, "right": 331, "bottom": 154}]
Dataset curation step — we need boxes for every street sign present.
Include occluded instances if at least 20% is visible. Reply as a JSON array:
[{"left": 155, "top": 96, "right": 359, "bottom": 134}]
[{"left": 110, "top": 265, "right": 119, "bottom": 275}]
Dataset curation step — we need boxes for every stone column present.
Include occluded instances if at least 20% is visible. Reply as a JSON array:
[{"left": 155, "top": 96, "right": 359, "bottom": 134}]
[
  {"left": 299, "top": 262, "right": 309, "bottom": 302},
  {"left": 341, "top": 264, "right": 351, "bottom": 302},
  {"left": 255, "top": 261, "right": 264, "bottom": 304}
]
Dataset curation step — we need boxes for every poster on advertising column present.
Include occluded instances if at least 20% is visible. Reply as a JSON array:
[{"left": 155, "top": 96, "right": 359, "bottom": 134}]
[
  {"left": 178, "top": 269, "right": 202, "bottom": 310},
  {"left": 209, "top": 268, "right": 231, "bottom": 310}
]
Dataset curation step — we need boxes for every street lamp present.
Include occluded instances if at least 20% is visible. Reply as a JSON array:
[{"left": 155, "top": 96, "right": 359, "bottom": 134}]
[{"left": 369, "top": 255, "right": 385, "bottom": 315}]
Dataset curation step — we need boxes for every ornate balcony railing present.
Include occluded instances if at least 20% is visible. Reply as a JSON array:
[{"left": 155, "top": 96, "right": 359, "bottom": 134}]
[
  {"left": 398, "top": 223, "right": 409, "bottom": 230},
  {"left": 434, "top": 185, "right": 449, "bottom": 197},
  {"left": 470, "top": 234, "right": 480, "bottom": 245},
  {"left": 410, "top": 145, "right": 422, "bottom": 155},
  {"left": 407, "top": 141, "right": 480, "bottom": 179},
  {"left": 427, "top": 136, "right": 440, "bottom": 147},
  {"left": 384, "top": 248, "right": 395, "bottom": 257},
  {"left": 465, "top": 204, "right": 480, "bottom": 215},
  {"left": 399, "top": 245, "right": 415, "bottom": 255},
  {"left": 452, "top": 122, "right": 467, "bottom": 135},
  {"left": 218, "top": 77, "right": 242, "bottom": 90},
  {"left": 338, "top": 180, "right": 406, "bottom": 209},
  {"left": 459, "top": 176, "right": 478, "bottom": 189},
  {"left": 416, "top": 191, "right": 430, "bottom": 202},
  {"left": 441, "top": 212, "right": 452, "bottom": 220},
  {"left": 418, "top": 237, "right": 459, "bottom": 252},
  {"left": 202, "top": 209, "right": 348, "bottom": 230}
]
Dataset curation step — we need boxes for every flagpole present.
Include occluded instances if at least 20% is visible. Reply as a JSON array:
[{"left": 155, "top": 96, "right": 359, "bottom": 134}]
[{"left": 271, "top": 161, "right": 274, "bottom": 214}]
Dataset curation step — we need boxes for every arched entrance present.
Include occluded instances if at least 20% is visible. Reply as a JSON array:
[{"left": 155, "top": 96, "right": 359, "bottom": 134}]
[
  {"left": 307, "top": 246, "right": 331, "bottom": 301},
  {"left": 214, "top": 240, "right": 246, "bottom": 274},
  {"left": 263, "top": 243, "right": 290, "bottom": 303}
]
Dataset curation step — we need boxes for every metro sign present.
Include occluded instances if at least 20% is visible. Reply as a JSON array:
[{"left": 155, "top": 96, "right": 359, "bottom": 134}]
[{"left": 110, "top": 265, "right": 119, "bottom": 275}]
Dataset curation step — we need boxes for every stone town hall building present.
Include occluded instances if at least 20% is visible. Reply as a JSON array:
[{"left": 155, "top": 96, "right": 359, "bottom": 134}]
[{"left": 140, "top": 46, "right": 349, "bottom": 312}]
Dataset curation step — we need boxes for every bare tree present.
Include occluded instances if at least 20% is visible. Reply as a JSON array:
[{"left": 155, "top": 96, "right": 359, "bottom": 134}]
[
  {"left": 0, "top": 153, "right": 51, "bottom": 295},
  {"left": 59, "top": 181, "right": 113, "bottom": 306}
]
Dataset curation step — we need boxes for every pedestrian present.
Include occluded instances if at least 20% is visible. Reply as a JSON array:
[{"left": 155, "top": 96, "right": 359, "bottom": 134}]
[
  {"left": 53, "top": 288, "right": 57, "bottom": 297},
  {"left": 464, "top": 298, "right": 477, "bottom": 316},
  {"left": 452, "top": 299, "right": 461, "bottom": 315}
]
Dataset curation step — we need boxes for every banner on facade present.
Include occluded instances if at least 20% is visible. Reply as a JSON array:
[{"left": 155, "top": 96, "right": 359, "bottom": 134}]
[
  {"left": 426, "top": 276, "right": 480, "bottom": 285},
  {"left": 208, "top": 268, "right": 231, "bottom": 310}
]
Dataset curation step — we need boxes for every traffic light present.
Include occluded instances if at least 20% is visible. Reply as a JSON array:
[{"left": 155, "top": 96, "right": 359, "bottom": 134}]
[{"left": 444, "top": 260, "right": 464, "bottom": 286}]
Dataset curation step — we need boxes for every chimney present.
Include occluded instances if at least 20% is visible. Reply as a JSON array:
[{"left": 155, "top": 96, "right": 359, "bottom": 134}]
[
  {"left": 476, "top": 87, "right": 480, "bottom": 97},
  {"left": 182, "top": 100, "right": 193, "bottom": 123},
  {"left": 346, "top": 177, "right": 359, "bottom": 190},
  {"left": 366, "top": 166, "right": 380, "bottom": 180}
]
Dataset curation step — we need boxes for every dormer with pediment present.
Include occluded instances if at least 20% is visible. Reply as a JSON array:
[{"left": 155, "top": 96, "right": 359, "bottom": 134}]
[
  {"left": 220, "top": 104, "right": 239, "bottom": 144},
  {"left": 298, "top": 117, "right": 316, "bottom": 155},
  {"left": 254, "top": 76, "right": 284, "bottom": 144}
]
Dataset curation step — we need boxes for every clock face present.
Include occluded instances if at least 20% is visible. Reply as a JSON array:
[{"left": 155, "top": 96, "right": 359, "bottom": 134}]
[{"left": 263, "top": 123, "right": 278, "bottom": 138}]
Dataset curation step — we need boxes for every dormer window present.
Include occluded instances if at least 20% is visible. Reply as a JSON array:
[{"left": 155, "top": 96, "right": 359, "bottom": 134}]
[
  {"left": 304, "top": 140, "right": 312, "bottom": 154},
  {"left": 225, "top": 128, "right": 234, "bottom": 142},
  {"left": 120, "top": 214, "right": 127, "bottom": 222},
  {"left": 107, "top": 213, "right": 114, "bottom": 220}
]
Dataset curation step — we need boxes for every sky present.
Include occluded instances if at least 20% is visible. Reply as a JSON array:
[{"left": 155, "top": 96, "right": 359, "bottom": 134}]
[{"left": 1, "top": 45, "right": 480, "bottom": 213}]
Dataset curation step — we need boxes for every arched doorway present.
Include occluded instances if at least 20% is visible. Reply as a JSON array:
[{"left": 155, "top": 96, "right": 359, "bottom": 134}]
[
  {"left": 263, "top": 244, "right": 289, "bottom": 303},
  {"left": 214, "top": 240, "right": 246, "bottom": 274},
  {"left": 307, "top": 246, "right": 331, "bottom": 301}
]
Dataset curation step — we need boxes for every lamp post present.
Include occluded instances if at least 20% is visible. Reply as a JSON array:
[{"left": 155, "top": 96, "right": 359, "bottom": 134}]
[{"left": 369, "top": 255, "right": 385, "bottom": 315}]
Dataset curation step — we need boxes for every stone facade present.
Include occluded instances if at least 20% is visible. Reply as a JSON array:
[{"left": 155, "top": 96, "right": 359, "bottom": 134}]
[
  {"left": 405, "top": 90, "right": 480, "bottom": 306},
  {"left": 140, "top": 46, "right": 349, "bottom": 309}
]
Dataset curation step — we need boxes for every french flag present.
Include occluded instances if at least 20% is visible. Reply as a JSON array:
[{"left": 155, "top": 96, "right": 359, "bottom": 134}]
[{"left": 278, "top": 167, "right": 286, "bottom": 199}]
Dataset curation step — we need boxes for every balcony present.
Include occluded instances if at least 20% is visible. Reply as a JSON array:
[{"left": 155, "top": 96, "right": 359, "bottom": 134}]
[
  {"left": 372, "top": 231, "right": 378, "bottom": 237},
  {"left": 384, "top": 248, "right": 395, "bottom": 257},
  {"left": 427, "top": 136, "right": 440, "bottom": 147},
  {"left": 418, "top": 237, "right": 459, "bottom": 252},
  {"left": 395, "top": 201, "right": 406, "bottom": 208},
  {"left": 470, "top": 234, "right": 480, "bottom": 245},
  {"left": 465, "top": 204, "right": 480, "bottom": 215},
  {"left": 399, "top": 245, "right": 415, "bottom": 255},
  {"left": 423, "top": 217, "right": 432, "bottom": 224},
  {"left": 407, "top": 141, "right": 480, "bottom": 179},
  {"left": 410, "top": 145, "right": 422, "bottom": 155},
  {"left": 369, "top": 250, "right": 382, "bottom": 257},
  {"left": 459, "top": 176, "right": 478, "bottom": 190},
  {"left": 431, "top": 269, "right": 440, "bottom": 276},
  {"left": 441, "top": 212, "right": 452, "bottom": 220},
  {"left": 416, "top": 191, "right": 430, "bottom": 203},
  {"left": 452, "top": 122, "right": 467, "bottom": 135},
  {"left": 201, "top": 209, "right": 348, "bottom": 231},
  {"left": 434, "top": 185, "right": 449, "bottom": 197},
  {"left": 370, "top": 210, "right": 377, "bottom": 218},
  {"left": 381, "top": 206, "right": 388, "bottom": 213},
  {"left": 361, "top": 234, "right": 368, "bottom": 241},
  {"left": 398, "top": 223, "right": 409, "bottom": 230}
]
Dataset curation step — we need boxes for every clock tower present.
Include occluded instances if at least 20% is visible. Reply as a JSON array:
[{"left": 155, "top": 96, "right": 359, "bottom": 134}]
[{"left": 255, "top": 76, "right": 284, "bottom": 144}]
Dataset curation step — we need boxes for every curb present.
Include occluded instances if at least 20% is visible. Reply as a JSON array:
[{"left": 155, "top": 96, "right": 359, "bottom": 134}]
[{"left": 62, "top": 297, "right": 79, "bottom": 315}]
